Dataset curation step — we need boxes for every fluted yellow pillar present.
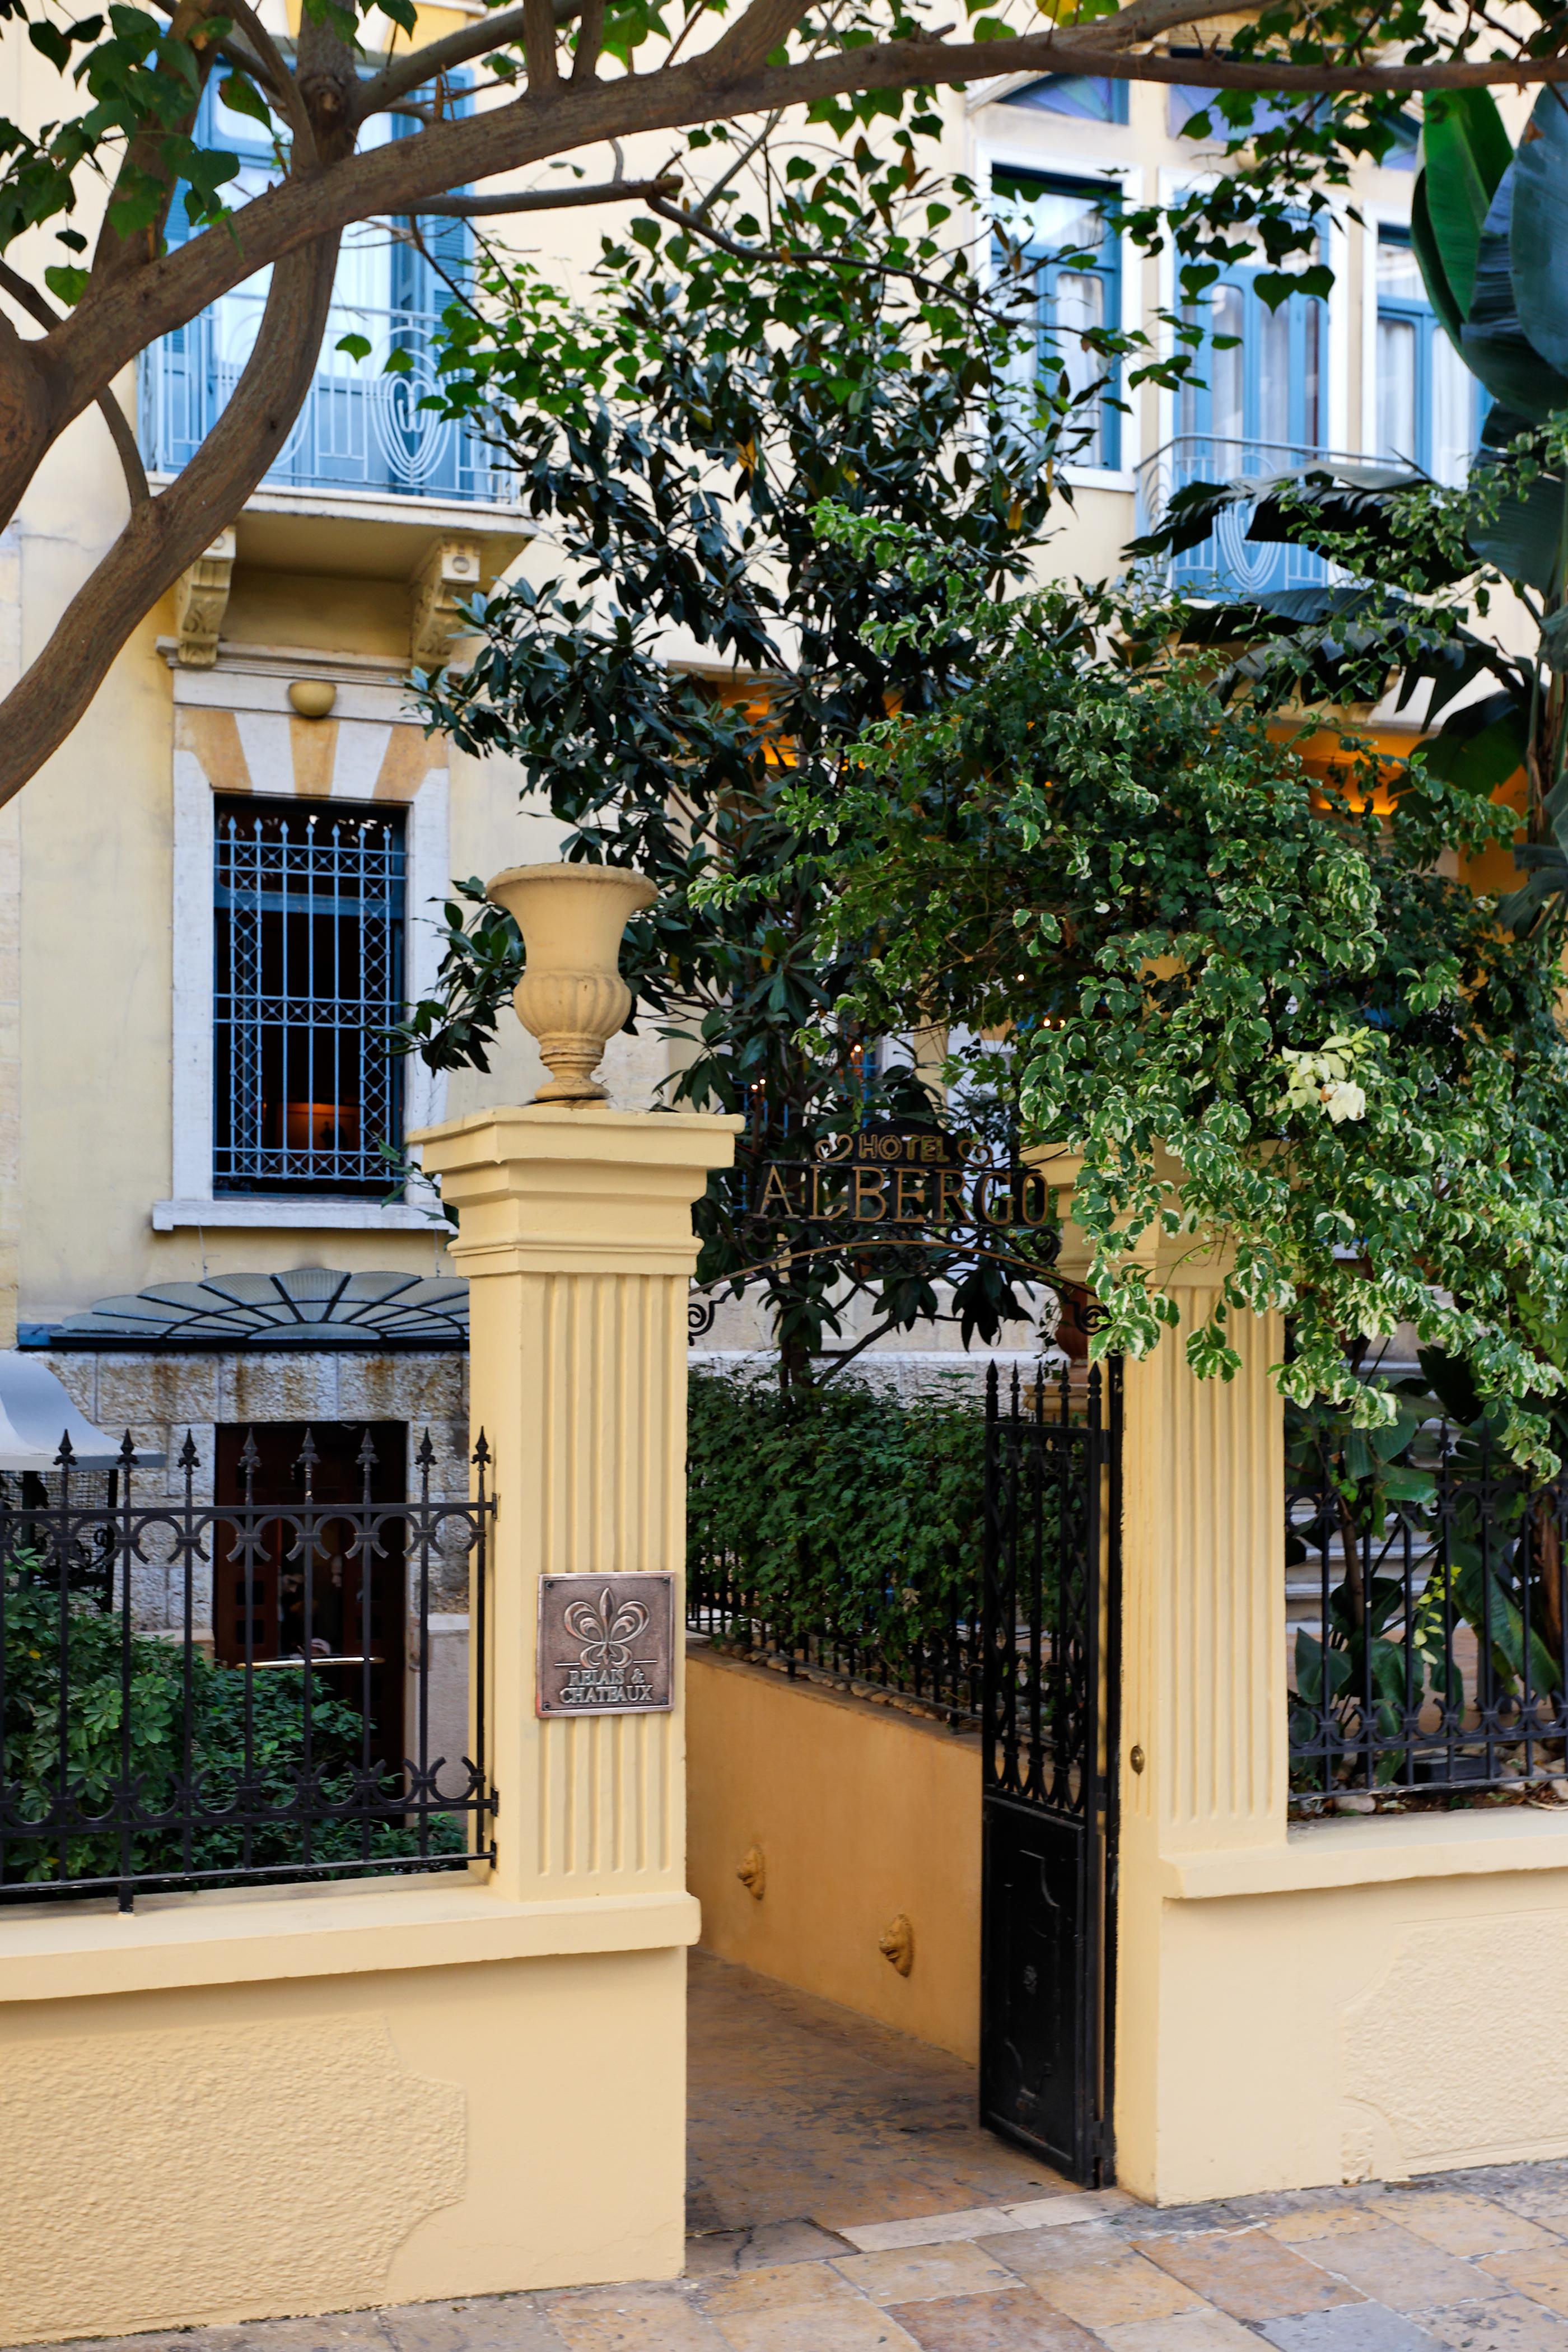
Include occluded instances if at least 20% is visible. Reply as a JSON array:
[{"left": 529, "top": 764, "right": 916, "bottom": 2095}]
[
  {"left": 1047, "top": 1171, "right": 1287, "bottom": 2204},
  {"left": 417, "top": 1102, "right": 740, "bottom": 2262}
]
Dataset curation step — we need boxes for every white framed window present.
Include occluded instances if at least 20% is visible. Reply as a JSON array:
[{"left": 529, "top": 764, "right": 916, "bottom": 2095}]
[{"left": 157, "top": 651, "right": 448, "bottom": 1233}]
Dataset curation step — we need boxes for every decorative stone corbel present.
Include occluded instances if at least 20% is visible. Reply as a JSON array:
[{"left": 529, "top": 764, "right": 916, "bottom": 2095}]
[
  {"left": 172, "top": 528, "right": 236, "bottom": 668},
  {"left": 409, "top": 535, "right": 484, "bottom": 672}
]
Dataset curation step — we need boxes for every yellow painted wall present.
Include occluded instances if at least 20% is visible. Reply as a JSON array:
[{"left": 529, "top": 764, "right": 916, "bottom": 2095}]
[
  {"left": 1123, "top": 1814, "right": 1568, "bottom": 2203},
  {"left": 687, "top": 1645, "right": 982, "bottom": 2061},
  {"left": 0, "top": 1878, "right": 693, "bottom": 2345}
]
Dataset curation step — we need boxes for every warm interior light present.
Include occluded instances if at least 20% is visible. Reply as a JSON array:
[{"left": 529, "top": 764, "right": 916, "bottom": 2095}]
[{"left": 283, "top": 1101, "right": 360, "bottom": 1151}]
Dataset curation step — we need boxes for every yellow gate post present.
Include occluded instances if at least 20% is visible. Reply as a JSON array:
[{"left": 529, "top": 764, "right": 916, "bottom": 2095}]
[
  {"left": 1042, "top": 1152, "right": 1288, "bottom": 2205},
  {"left": 414, "top": 862, "right": 743, "bottom": 2273},
  {"left": 1038, "top": 1151, "right": 1568, "bottom": 2203}
]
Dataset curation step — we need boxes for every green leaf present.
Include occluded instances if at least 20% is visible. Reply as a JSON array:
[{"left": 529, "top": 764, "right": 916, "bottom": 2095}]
[
  {"left": 1463, "top": 163, "right": 1568, "bottom": 422},
  {"left": 1422, "top": 88, "right": 1513, "bottom": 320},
  {"left": 1420, "top": 689, "right": 1529, "bottom": 795},
  {"left": 382, "top": 347, "right": 414, "bottom": 376},
  {"left": 1510, "top": 87, "right": 1568, "bottom": 377},
  {"left": 1411, "top": 174, "right": 1466, "bottom": 346},
  {"left": 1469, "top": 463, "right": 1568, "bottom": 593},
  {"left": 42, "top": 263, "right": 88, "bottom": 306},
  {"left": 335, "top": 332, "right": 372, "bottom": 362}
]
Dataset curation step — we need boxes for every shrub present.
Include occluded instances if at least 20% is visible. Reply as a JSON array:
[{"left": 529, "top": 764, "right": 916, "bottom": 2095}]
[
  {"left": 686, "top": 1370, "right": 987, "bottom": 1663},
  {"left": 2, "top": 1561, "right": 459, "bottom": 1888}
]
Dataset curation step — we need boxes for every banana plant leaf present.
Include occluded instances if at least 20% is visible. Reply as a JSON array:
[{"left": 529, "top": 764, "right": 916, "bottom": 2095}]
[
  {"left": 1510, "top": 87, "right": 1568, "bottom": 378},
  {"left": 1468, "top": 460, "right": 1568, "bottom": 594},
  {"left": 1246, "top": 469, "right": 1468, "bottom": 591},
  {"left": 1124, "top": 477, "right": 1237, "bottom": 560},
  {"left": 1421, "top": 88, "right": 1513, "bottom": 323},
  {"left": 1419, "top": 687, "right": 1530, "bottom": 796},
  {"left": 1412, "top": 178, "right": 1466, "bottom": 346},
  {"left": 1462, "top": 162, "right": 1568, "bottom": 422}
]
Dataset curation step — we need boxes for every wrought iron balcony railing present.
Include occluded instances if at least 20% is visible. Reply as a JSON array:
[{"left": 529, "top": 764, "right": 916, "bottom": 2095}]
[
  {"left": 138, "top": 299, "right": 511, "bottom": 505},
  {"left": 1133, "top": 434, "right": 1354, "bottom": 602}
]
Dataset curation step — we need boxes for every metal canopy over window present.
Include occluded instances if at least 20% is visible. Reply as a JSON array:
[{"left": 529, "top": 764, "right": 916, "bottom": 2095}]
[
  {"left": 34, "top": 1268, "right": 469, "bottom": 1352},
  {"left": 214, "top": 797, "right": 405, "bottom": 1198}
]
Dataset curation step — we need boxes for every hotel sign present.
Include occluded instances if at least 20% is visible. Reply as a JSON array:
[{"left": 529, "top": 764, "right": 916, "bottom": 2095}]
[{"left": 748, "top": 1127, "right": 1056, "bottom": 1242}]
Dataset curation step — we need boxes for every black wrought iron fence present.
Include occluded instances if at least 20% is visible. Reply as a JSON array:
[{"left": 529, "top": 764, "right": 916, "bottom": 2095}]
[
  {"left": 1287, "top": 1406, "right": 1568, "bottom": 1799},
  {"left": 686, "top": 1550, "right": 986, "bottom": 1726},
  {"left": 0, "top": 1426, "right": 495, "bottom": 1908}
]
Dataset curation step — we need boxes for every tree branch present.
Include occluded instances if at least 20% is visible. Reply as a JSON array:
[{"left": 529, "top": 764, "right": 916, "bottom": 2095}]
[
  {"left": 571, "top": 0, "right": 605, "bottom": 86},
  {"left": 222, "top": 0, "right": 317, "bottom": 157},
  {"left": 0, "top": 232, "right": 341, "bottom": 810},
  {"left": 416, "top": 171, "right": 680, "bottom": 214},
  {"left": 0, "top": 259, "right": 148, "bottom": 510},
  {"left": 24, "top": 8, "right": 1568, "bottom": 506},
  {"left": 354, "top": 0, "right": 585, "bottom": 122},
  {"left": 700, "top": 0, "right": 815, "bottom": 82},
  {"left": 523, "top": 0, "right": 561, "bottom": 90}
]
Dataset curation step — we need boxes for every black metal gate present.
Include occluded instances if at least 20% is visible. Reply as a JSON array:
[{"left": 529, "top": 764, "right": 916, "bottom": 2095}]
[{"left": 981, "top": 1355, "right": 1122, "bottom": 2186}]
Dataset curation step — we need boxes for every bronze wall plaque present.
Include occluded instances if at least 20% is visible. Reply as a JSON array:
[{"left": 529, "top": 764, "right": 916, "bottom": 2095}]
[{"left": 536, "top": 1572, "right": 676, "bottom": 1716}]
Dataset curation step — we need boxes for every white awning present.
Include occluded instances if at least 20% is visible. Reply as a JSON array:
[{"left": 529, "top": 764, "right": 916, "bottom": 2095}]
[{"left": 0, "top": 1353, "right": 165, "bottom": 1471}]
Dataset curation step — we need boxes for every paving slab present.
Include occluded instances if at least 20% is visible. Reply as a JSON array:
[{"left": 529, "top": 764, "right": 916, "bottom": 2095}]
[
  {"left": 1135, "top": 2225, "right": 1366, "bottom": 2321},
  {"left": 1098, "top": 2311, "right": 1262, "bottom": 2350},
  {"left": 543, "top": 2283, "right": 730, "bottom": 2352},
  {"left": 1385, "top": 2198, "right": 1559, "bottom": 2260},
  {"left": 880, "top": 2292, "right": 1099, "bottom": 2350},
  {"left": 380, "top": 2299, "right": 569, "bottom": 2352},
  {"left": 1424, "top": 2299, "right": 1568, "bottom": 2349},
  {"left": 1315, "top": 2227, "right": 1509, "bottom": 2313},
  {"left": 1258, "top": 2311, "right": 1448, "bottom": 2351},
  {"left": 838, "top": 2211, "right": 1027, "bottom": 2255},
  {"left": 1481, "top": 2252, "right": 1568, "bottom": 2315},
  {"left": 830, "top": 2246, "right": 1025, "bottom": 2308},
  {"left": 1030, "top": 2251, "right": 1209, "bottom": 2328}
]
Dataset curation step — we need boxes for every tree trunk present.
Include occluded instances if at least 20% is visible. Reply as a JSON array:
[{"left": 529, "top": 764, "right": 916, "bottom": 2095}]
[{"left": 0, "top": 232, "right": 341, "bottom": 809}]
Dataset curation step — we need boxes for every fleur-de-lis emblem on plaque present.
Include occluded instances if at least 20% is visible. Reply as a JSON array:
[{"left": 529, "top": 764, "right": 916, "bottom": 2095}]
[{"left": 561, "top": 1587, "right": 651, "bottom": 1668}]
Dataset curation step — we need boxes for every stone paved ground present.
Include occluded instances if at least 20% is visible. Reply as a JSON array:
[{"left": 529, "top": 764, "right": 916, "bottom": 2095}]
[{"left": 22, "top": 1953, "right": 1568, "bottom": 2352}]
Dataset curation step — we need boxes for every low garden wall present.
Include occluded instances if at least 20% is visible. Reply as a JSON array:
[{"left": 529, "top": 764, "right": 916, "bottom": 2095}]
[{"left": 686, "top": 1644, "right": 982, "bottom": 2060}]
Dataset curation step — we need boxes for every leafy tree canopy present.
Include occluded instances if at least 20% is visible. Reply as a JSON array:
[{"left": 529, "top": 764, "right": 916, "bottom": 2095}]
[
  {"left": 788, "top": 520, "right": 1568, "bottom": 1472},
  {"left": 399, "top": 150, "right": 1075, "bottom": 1380},
  {"left": 2, "top": 0, "right": 1568, "bottom": 809}
]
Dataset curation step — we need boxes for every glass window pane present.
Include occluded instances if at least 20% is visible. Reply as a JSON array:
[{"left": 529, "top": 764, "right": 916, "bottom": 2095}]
[
  {"left": 1377, "top": 314, "right": 1418, "bottom": 462},
  {"left": 1004, "top": 74, "right": 1122, "bottom": 123},
  {"left": 1053, "top": 270, "right": 1106, "bottom": 465},
  {"left": 1376, "top": 228, "right": 1425, "bottom": 304},
  {"left": 1302, "top": 300, "right": 1322, "bottom": 450},
  {"left": 1210, "top": 283, "right": 1245, "bottom": 447},
  {"left": 1257, "top": 300, "right": 1292, "bottom": 447},
  {"left": 1431, "top": 329, "right": 1473, "bottom": 484}
]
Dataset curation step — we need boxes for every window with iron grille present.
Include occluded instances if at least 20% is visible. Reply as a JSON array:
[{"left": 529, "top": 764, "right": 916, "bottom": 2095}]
[{"left": 213, "top": 799, "right": 405, "bottom": 1196}]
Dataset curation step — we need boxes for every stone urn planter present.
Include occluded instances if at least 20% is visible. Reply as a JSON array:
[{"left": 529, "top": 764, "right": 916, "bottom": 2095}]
[{"left": 486, "top": 862, "right": 657, "bottom": 1105}]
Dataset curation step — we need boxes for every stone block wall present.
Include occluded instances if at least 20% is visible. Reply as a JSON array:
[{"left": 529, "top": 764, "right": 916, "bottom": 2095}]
[{"left": 36, "top": 1346, "right": 472, "bottom": 1630}]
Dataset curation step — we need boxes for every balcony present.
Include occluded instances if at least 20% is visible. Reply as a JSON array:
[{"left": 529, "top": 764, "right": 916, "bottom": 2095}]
[
  {"left": 138, "top": 298, "right": 510, "bottom": 507},
  {"left": 1133, "top": 435, "right": 1348, "bottom": 603}
]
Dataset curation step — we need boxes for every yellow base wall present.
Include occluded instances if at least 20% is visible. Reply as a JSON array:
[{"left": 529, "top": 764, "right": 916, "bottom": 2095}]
[
  {"left": 1117, "top": 1811, "right": 1568, "bottom": 2204},
  {"left": 0, "top": 1879, "right": 694, "bottom": 2344},
  {"left": 687, "top": 1646, "right": 982, "bottom": 2061}
]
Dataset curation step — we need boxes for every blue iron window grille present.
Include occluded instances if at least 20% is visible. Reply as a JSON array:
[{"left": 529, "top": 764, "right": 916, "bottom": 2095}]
[
  {"left": 214, "top": 800, "right": 406, "bottom": 1197},
  {"left": 1375, "top": 225, "right": 1478, "bottom": 483},
  {"left": 1000, "top": 74, "right": 1128, "bottom": 124},
  {"left": 993, "top": 169, "right": 1122, "bottom": 470},
  {"left": 140, "top": 81, "right": 506, "bottom": 502}
]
